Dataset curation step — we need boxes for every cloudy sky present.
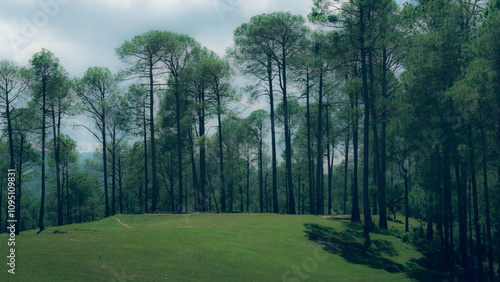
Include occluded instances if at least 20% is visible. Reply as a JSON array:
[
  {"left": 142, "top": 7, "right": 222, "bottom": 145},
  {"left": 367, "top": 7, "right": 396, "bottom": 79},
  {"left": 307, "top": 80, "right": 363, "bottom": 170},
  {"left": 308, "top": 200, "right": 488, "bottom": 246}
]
[
  {"left": 0, "top": 0, "right": 314, "bottom": 77},
  {"left": 0, "top": 0, "right": 316, "bottom": 151},
  {"left": 1, "top": 0, "right": 405, "bottom": 152}
]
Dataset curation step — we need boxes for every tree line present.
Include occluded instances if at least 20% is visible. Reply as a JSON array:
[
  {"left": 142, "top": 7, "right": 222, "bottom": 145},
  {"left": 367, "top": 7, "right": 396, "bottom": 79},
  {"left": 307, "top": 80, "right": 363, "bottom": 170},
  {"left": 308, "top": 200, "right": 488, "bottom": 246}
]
[{"left": 0, "top": 0, "right": 499, "bottom": 280}]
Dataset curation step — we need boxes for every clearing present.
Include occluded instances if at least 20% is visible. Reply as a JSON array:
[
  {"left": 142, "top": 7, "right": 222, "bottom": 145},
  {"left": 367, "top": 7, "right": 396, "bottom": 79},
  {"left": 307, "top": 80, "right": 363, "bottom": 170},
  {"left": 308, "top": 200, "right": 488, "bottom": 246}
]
[{"left": 0, "top": 213, "right": 442, "bottom": 281}]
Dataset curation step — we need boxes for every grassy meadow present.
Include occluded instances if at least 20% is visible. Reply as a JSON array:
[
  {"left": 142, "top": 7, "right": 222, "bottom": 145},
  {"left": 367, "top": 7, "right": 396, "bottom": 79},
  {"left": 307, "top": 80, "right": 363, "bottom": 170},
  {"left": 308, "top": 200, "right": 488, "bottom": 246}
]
[{"left": 0, "top": 213, "right": 444, "bottom": 281}]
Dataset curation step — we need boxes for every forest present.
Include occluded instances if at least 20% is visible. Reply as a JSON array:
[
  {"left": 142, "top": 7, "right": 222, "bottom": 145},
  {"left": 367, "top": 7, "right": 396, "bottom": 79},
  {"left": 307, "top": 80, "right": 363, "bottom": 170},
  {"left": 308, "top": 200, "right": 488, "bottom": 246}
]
[{"left": 1, "top": 0, "right": 499, "bottom": 280}]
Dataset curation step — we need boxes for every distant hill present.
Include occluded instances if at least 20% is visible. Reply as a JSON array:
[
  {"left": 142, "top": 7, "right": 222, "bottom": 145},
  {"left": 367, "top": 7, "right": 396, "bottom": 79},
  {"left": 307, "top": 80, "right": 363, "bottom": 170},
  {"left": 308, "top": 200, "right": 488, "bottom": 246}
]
[
  {"left": 20, "top": 152, "right": 97, "bottom": 197},
  {"left": 78, "top": 151, "right": 96, "bottom": 172}
]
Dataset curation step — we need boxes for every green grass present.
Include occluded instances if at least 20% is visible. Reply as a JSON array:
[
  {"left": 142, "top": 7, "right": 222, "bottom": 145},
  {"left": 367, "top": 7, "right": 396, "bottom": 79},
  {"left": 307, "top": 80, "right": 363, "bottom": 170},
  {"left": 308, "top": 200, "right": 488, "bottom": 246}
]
[{"left": 0, "top": 213, "right": 439, "bottom": 281}]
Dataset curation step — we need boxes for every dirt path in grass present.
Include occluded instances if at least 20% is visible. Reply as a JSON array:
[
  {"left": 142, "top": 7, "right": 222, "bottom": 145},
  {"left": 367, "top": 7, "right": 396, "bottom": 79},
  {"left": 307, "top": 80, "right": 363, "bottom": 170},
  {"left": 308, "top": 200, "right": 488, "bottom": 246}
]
[{"left": 112, "top": 216, "right": 131, "bottom": 228}]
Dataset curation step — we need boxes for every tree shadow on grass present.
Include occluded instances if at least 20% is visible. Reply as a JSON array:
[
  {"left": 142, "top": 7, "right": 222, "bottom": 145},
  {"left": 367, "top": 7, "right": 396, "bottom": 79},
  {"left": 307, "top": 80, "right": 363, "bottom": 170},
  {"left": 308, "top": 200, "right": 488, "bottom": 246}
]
[
  {"left": 304, "top": 223, "right": 449, "bottom": 281},
  {"left": 304, "top": 223, "right": 404, "bottom": 273}
]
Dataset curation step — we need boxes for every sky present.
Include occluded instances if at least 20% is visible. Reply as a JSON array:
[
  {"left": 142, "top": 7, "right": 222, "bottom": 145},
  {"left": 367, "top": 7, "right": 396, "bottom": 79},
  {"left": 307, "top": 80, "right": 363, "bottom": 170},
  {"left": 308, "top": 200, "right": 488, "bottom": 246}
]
[
  {"left": 0, "top": 0, "right": 406, "bottom": 152},
  {"left": 0, "top": 0, "right": 316, "bottom": 152},
  {"left": 0, "top": 0, "right": 314, "bottom": 77}
]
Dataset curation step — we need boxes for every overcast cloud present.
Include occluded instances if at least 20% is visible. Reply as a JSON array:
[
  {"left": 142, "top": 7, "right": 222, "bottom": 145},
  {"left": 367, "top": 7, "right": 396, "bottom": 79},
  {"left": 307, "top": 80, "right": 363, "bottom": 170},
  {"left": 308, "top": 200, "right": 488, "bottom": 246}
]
[
  {"left": 0, "top": 0, "right": 406, "bottom": 152},
  {"left": 0, "top": 0, "right": 314, "bottom": 77},
  {"left": 0, "top": 0, "right": 317, "bottom": 151}
]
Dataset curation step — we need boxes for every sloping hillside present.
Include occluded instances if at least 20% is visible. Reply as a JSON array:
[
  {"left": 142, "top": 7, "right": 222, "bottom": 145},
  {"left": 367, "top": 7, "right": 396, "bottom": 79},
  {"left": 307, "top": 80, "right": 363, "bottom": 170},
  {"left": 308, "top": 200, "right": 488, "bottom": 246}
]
[{"left": 0, "top": 213, "right": 439, "bottom": 281}]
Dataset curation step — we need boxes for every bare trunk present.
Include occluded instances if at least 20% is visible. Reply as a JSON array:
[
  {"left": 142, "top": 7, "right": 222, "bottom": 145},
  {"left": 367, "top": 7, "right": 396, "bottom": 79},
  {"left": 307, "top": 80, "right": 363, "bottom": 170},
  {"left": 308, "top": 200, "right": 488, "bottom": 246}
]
[
  {"left": 455, "top": 153, "right": 469, "bottom": 278},
  {"left": 282, "top": 52, "right": 295, "bottom": 214},
  {"left": 150, "top": 61, "right": 158, "bottom": 212},
  {"left": 175, "top": 81, "right": 184, "bottom": 213},
  {"left": 480, "top": 123, "right": 494, "bottom": 281},
  {"left": 443, "top": 151, "right": 451, "bottom": 267},
  {"left": 111, "top": 127, "right": 116, "bottom": 215},
  {"left": 380, "top": 45, "right": 388, "bottom": 231},
  {"left": 188, "top": 130, "right": 199, "bottom": 211},
  {"left": 268, "top": 57, "right": 278, "bottom": 213},
  {"left": 360, "top": 4, "right": 372, "bottom": 238},
  {"left": 118, "top": 155, "right": 123, "bottom": 214},
  {"left": 258, "top": 130, "right": 263, "bottom": 213},
  {"left": 404, "top": 167, "right": 408, "bottom": 232},
  {"left": 217, "top": 94, "right": 226, "bottom": 213},
  {"left": 5, "top": 86, "right": 16, "bottom": 232},
  {"left": 143, "top": 107, "right": 148, "bottom": 213},
  {"left": 247, "top": 151, "right": 251, "bottom": 212},
  {"left": 344, "top": 123, "right": 350, "bottom": 215},
  {"left": 39, "top": 78, "right": 47, "bottom": 232},
  {"left": 351, "top": 67, "right": 360, "bottom": 223},
  {"left": 66, "top": 163, "right": 70, "bottom": 224},
  {"left": 102, "top": 111, "right": 109, "bottom": 217},
  {"left": 306, "top": 71, "right": 314, "bottom": 215},
  {"left": 468, "top": 171, "right": 475, "bottom": 277},
  {"left": 316, "top": 70, "right": 324, "bottom": 215},
  {"left": 326, "top": 104, "right": 333, "bottom": 215},
  {"left": 15, "top": 135, "right": 24, "bottom": 235},
  {"left": 199, "top": 89, "right": 207, "bottom": 212},
  {"left": 468, "top": 124, "right": 483, "bottom": 282}
]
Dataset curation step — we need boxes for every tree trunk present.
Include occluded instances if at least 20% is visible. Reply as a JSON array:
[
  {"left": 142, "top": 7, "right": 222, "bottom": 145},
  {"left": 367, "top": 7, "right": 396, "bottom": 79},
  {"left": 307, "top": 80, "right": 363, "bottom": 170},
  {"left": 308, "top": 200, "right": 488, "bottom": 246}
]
[
  {"left": 15, "top": 134, "right": 24, "bottom": 235},
  {"left": 480, "top": 123, "right": 494, "bottom": 281},
  {"left": 298, "top": 166, "right": 301, "bottom": 214},
  {"left": 5, "top": 84, "right": 16, "bottom": 233},
  {"left": 185, "top": 177, "right": 188, "bottom": 213},
  {"left": 66, "top": 163, "right": 70, "bottom": 224},
  {"left": 118, "top": 155, "right": 123, "bottom": 214},
  {"left": 188, "top": 129, "right": 199, "bottom": 211},
  {"left": 468, "top": 124, "right": 483, "bottom": 282},
  {"left": 5, "top": 86, "right": 16, "bottom": 231},
  {"left": 369, "top": 82, "right": 385, "bottom": 228},
  {"left": 150, "top": 61, "right": 158, "bottom": 213},
  {"left": 282, "top": 52, "right": 295, "bottom": 214},
  {"left": 380, "top": 44, "right": 388, "bottom": 232},
  {"left": 326, "top": 104, "right": 333, "bottom": 216},
  {"left": 359, "top": 3, "right": 372, "bottom": 236},
  {"left": 207, "top": 173, "right": 219, "bottom": 213},
  {"left": 258, "top": 131, "right": 263, "bottom": 213},
  {"left": 247, "top": 150, "right": 252, "bottom": 212},
  {"left": 468, "top": 172, "right": 475, "bottom": 277},
  {"left": 240, "top": 175, "right": 244, "bottom": 213},
  {"left": 316, "top": 70, "right": 324, "bottom": 215},
  {"left": 427, "top": 220, "right": 433, "bottom": 241},
  {"left": 403, "top": 164, "right": 409, "bottom": 232},
  {"left": 111, "top": 126, "right": 116, "bottom": 216},
  {"left": 306, "top": 71, "right": 315, "bottom": 215},
  {"left": 169, "top": 166, "right": 175, "bottom": 212},
  {"left": 5, "top": 87, "right": 15, "bottom": 182},
  {"left": 498, "top": 112, "right": 500, "bottom": 280},
  {"left": 344, "top": 123, "right": 350, "bottom": 215},
  {"left": 455, "top": 153, "right": 468, "bottom": 278},
  {"left": 351, "top": 66, "right": 361, "bottom": 223},
  {"left": 443, "top": 151, "right": 451, "bottom": 267},
  {"left": 61, "top": 171, "right": 64, "bottom": 222},
  {"left": 102, "top": 110, "right": 109, "bottom": 218},
  {"left": 229, "top": 148, "right": 234, "bottom": 213},
  {"left": 268, "top": 56, "right": 278, "bottom": 213},
  {"left": 143, "top": 107, "right": 148, "bottom": 213},
  {"left": 61, "top": 161, "right": 65, "bottom": 223},
  {"left": 199, "top": 88, "right": 207, "bottom": 212},
  {"left": 1, "top": 178, "right": 4, "bottom": 233},
  {"left": 265, "top": 172, "right": 269, "bottom": 213},
  {"left": 57, "top": 109, "right": 63, "bottom": 224},
  {"left": 175, "top": 80, "right": 184, "bottom": 214},
  {"left": 217, "top": 94, "right": 226, "bottom": 213},
  {"left": 39, "top": 78, "right": 47, "bottom": 232}
]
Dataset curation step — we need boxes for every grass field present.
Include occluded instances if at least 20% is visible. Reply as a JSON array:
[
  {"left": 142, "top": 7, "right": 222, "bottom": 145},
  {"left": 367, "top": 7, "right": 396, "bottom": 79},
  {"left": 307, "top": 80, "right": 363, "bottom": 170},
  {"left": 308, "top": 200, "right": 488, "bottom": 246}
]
[{"left": 0, "top": 213, "right": 443, "bottom": 281}]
